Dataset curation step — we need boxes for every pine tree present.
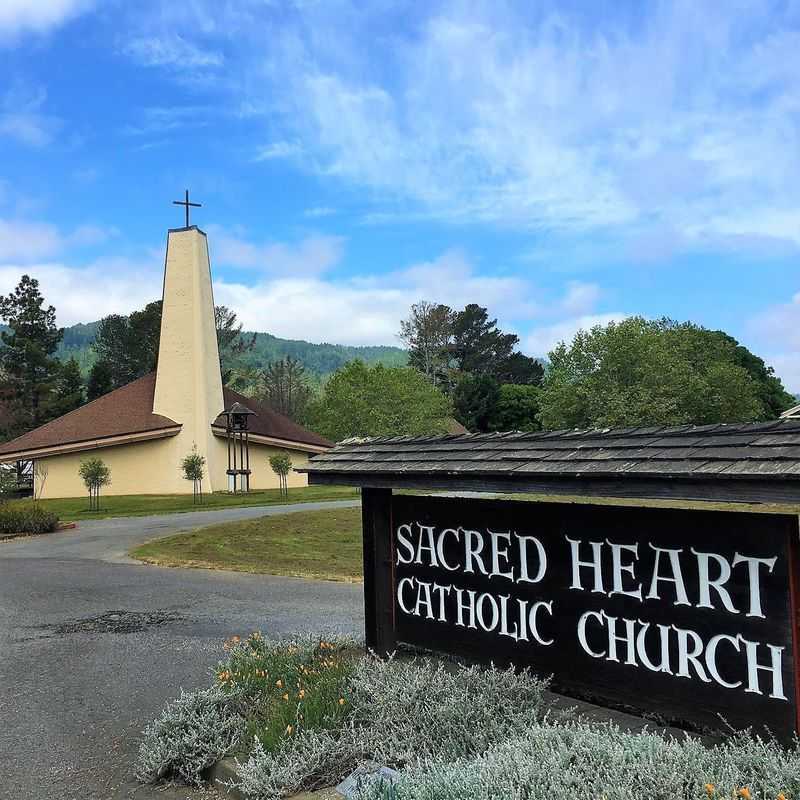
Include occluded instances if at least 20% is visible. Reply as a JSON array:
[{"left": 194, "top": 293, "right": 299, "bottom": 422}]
[
  {"left": 262, "top": 357, "right": 311, "bottom": 421},
  {"left": 52, "top": 357, "right": 85, "bottom": 417},
  {"left": 87, "top": 360, "right": 114, "bottom": 401},
  {"left": 0, "top": 275, "right": 63, "bottom": 435}
]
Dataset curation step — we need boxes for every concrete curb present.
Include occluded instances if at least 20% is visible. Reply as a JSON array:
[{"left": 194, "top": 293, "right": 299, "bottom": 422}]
[{"left": 208, "top": 758, "right": 343, "bottom": 799}]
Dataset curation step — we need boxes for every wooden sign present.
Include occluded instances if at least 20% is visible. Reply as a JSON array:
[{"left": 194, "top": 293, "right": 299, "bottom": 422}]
[{"left": 385, "top": 494, "right": 800, "bottom": 737}]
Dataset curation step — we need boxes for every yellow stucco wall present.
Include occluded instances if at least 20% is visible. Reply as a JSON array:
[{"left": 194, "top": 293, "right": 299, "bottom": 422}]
[
  {"left": 208, "top": 435, "right": 312, "bottom": 490},
  {"left": 33, "top": 437, "right": 311, "bottom": 499}
]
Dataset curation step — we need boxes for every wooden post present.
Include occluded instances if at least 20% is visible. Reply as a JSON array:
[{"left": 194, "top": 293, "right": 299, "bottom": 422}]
[{"left": 361, "top": 487, "right": 396, "bottom": 656}]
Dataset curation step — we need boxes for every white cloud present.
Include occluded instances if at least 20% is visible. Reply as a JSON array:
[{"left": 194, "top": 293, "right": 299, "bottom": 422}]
[
  {"left": 0, "top": 219, "right": 63, "bottom": 260},
  {"left": 146, "top": 0, "right": 796, "bottom": 251},
  {"left": 560, "top": 281, "right": 603, "bottom": 316},
  {"left": 209, "top": 248, "right": 543, "bottom": 345},
  {"left": 0, "top": 82, "right": 59, "bottom": 147},
  {"left": 0, "top": 0, "right": 91, "bottom": 40},
  {"left": 0, "top": 259, "right": 161, "bottom": 326},
  {"left": 0, "top": 218, "right": 117, "bottom": 260},
  {"left": 208, "top": 227, "right": 345, "bottom": 277},
  {"left": 123, "top": 34, "right": 223, "bottom": 69},
  {"left": 524, "top": 313, "right": 630, "bottom": 358},
  {"left": 304, "top": 207, "right": 336, "bottom": 218},
  {"left": 254, "top": 140, "right": 303, "bottom": 161},
  {"left": 747, "top": 291, "right": 800, "bottom": 392}
]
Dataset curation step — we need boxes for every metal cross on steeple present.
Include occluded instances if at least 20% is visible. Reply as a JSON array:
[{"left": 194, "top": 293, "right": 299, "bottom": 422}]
[{"left": 172, "top": 189, "right": 202, "bottom": 228}]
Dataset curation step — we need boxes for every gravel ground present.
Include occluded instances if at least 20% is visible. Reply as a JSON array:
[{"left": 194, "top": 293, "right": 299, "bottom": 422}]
[{"left": 0, "top": 501, "right": 363, "bottom": 800}]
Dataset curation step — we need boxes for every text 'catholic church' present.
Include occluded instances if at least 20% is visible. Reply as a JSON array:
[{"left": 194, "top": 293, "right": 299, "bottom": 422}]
[{"left": 0, "top": 219, "right": 332, "bottom": 498}]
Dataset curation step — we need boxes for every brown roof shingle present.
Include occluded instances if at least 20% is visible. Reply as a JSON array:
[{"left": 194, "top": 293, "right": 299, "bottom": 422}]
[
  {"left": 0, "top": 373, "right": 332, "bottom": 458},
  {"left": 301, "top": 419, "right": 800, "bottom": 504},
  {"left": 0, "top": 372, "right": 179, "bottom": 457},
  {"left": 214, "top": 388, "right": 332, "bottom": 449}
]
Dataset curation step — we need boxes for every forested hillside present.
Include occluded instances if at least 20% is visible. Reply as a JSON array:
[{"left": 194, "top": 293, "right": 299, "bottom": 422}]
[{"left": 52, "top": 320, "right": 407, "bottom": 378}]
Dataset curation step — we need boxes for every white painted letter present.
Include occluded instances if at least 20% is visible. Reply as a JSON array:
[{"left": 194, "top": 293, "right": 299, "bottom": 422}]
[
  {"left": 647, "top": 545, "right": 690, "bottom": 606},
  {"left": 396, "top": 524, "right": 415, "bottom": 565},
  {"left": 577, "top": 610, "right": 606, "bottom": 658},
  {"left": 732, "top": 553, "right": 777, "bottom": 619},
  {"left": 567, "top": 537, "right": 606, "bottom": 593},
  {"left": 607, "top": 540, "right": 642, "bottom": 601}
]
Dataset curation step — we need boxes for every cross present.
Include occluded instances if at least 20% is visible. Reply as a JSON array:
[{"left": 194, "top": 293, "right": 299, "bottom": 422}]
[{"left": 172, "top": 189, "right": 201, "bottom": 228}]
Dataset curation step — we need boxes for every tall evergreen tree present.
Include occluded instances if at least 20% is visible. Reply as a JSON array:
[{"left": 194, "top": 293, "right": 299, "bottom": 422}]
[
  {"left": 216, "top": 305, "right": 256, "bottom": 385},
  {"left": 262, "top": 356, "right": 311, "bottom": 421},
  {"left": 399, "top": 301, "right": 454, "bottom": 388},
  {"left": 86, "top": 360, "right": 114, "bottom": 401},
  {"left": 0, "top": 275, "right": 63, "bottom": 436},
  {"left": 51, "top": 357, "right": 85, "bottom": 417}
]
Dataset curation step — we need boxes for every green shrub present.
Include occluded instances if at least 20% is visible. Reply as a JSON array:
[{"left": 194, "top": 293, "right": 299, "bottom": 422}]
[
  {"left": 0, "top": 500, "right": 59, "bottom": 535},
  {"left": 218, "top": 632, "right": 357, "bottom": 751}
]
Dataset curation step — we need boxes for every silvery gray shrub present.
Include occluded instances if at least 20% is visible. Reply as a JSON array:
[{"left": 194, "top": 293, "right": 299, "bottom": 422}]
[
  {"left": 356, "top": 721, "right": 800, "bottom": 800},
  {"left": 235, "top": 655, "right": 549, "bottom": 799},
  {"left": 135, "top": 685, "right": 245, "bottom": 787}
]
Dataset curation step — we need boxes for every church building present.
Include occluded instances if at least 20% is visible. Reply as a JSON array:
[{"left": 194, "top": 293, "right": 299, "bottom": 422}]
[{"left": 0, "top": 219, "right": 332, "bottom": 498}]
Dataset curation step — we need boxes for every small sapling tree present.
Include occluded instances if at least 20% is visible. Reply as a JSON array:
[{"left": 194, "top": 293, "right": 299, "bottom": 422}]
[
  {"left": 268, "top": 452, "right": 292, "bottom": 497},
  {"left": 181, "top": 445, "right": 206, "bottom": 504},
  {"left": 79, "top": 457, "right": 111, "bottom": 511}
]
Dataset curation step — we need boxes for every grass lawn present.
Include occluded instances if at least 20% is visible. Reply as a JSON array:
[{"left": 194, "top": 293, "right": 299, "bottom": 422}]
[
  {"left": 38, "top": 485, "right": 358, "bottom": 522},
  {"left": 131, "top": 505, "right": 363, "bottom": 581}
]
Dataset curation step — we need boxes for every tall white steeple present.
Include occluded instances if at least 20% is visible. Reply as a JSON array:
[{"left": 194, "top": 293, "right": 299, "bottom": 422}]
[{"left": 152, "top": 224, "right": 225, "bottom": 491}]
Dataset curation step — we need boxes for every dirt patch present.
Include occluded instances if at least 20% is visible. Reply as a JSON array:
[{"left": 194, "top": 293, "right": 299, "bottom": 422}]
[{"left": 33, "top": 609, "right": 186, "bottom": 637}]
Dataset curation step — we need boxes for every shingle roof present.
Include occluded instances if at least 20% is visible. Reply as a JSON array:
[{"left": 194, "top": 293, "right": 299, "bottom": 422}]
[
  {"left": 0, "top": 373, "right": 179, "bottom": 457},
  {"left": 213, "top": 388, "right": 332, "bottom": 449},
  {"left": 302, "top": 419, "right": 800, "bottom": 503},
  {"left": 0, "top": 372, "right": 332, "bottom": 458}
]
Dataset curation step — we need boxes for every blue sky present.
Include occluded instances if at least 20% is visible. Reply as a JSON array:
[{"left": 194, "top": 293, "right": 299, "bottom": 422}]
[{"left": 0, "top": 0, "right": 798, "bottom": 388}]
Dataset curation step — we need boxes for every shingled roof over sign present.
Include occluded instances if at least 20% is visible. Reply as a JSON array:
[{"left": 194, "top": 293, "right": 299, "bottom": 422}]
[{"left": 301, "top": 418, "right": 800, "bottom": 505}]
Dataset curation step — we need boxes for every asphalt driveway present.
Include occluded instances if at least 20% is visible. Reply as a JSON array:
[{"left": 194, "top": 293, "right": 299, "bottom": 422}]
[{"left": 0, "top": 500, "right": 363, "bottom": 800}]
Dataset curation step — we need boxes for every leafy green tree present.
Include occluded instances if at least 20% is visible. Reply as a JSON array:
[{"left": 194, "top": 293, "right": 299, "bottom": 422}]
[
  {"left": 400, "top": 301, "right": 543, "bottom": 391},
  {"left": 87, "top": 359, "right": 114, "bottom": 400},
  {"left": 51, "top": 357, "right": 84, "bottom": 417},
  {"left": 453, "top": 374, "right": 501, "bottom": 433},
  {"left": 215, "top": 305, "right": 256, "bottom": 385},
  {"left": 180, "top": 445, "right": 206, "bottom": 504},
  {"left": 539, "top": 317, "right": 783, "bottom": 430},
  {"left": 93, "top": 301, "right": 256, "bottom": 390},
  {"left": 490, "top": 384, "right": 542, "bottom": 432},
  {"left": 399, "top": 301, "right": 454, "bottom": 388},
  {"left": 268, "top": 451, "right": 293, "bottom": 497},
  {"left": 262, "top": 356, "right": 311, "bottom": 421},
  {"left": 306, "top": 360, "right": 451, "bottom": 441},
  {"left": 79, "top": 457, "right": 111, "bottom": 511},
  {"left": 92, "top": 300, "right": 162, "bottom": 388},
  {"left": 0, "top": 275, "right": 64, "bottom": 435}
]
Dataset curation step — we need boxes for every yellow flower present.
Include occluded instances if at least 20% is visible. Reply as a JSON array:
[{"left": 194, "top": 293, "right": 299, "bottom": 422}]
[
  {"left": 777, "top": 794, "right": 786, "bottom": 800},
  {"left": 282, "top": 693, "right": 289, "bottom": 702},
  {"left": 286, "top": 724, "right": 293, "bottom": 735},
  {"left": 339, "top": 698, "right": 346, "bottom": 706},
  {"left": 276, "top": 679, "right": 283, "bottom": 688},
  {"left": 738, "top": 789, "right": 752, "bottom": 800},
  {"left": 298, "top": 689, "right": 306, "bottom": 699},
  {"left": 704, "top": 784, "right": 714, "bottom": 797}
]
